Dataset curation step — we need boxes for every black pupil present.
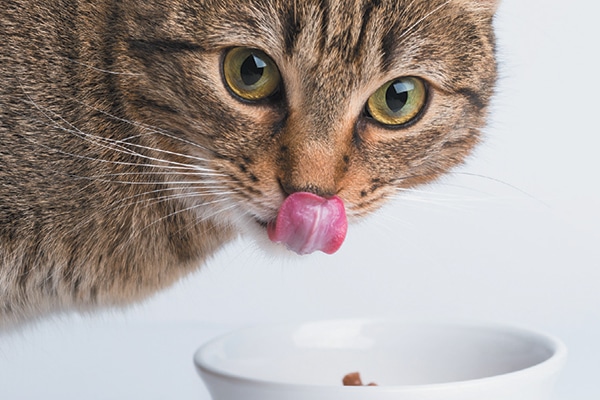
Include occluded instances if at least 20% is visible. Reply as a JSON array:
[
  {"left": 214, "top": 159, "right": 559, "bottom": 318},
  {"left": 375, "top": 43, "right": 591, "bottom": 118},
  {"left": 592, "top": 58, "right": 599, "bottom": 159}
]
[
  {"left": 386, "top": 80, "right": 412, "bottom": 113},
  {"left": 240, "top": 54, "right": 267, "bottom": 86}
]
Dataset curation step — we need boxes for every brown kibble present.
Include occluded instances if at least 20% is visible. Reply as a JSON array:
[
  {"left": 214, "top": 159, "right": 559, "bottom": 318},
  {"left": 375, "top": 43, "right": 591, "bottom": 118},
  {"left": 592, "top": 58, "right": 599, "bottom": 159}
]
[
  {"left": 342, "top": 372, "right": 378, "bottom": 386},
  {"left": 343, "top": 372, "right": 363, "bottom": 386}
]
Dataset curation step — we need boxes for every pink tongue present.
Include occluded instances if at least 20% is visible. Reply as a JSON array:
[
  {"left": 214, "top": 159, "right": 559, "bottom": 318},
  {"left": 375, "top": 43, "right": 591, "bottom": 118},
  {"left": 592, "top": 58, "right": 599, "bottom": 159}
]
[{"left": 267, "top": 192, "right": 347, "bottom": 255}]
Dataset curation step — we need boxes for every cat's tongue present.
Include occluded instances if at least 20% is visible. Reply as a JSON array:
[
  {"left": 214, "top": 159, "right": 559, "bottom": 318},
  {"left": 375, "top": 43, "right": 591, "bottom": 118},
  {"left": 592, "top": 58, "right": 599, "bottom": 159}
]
[{"left": 267, "top": 192, "right": 347, "bottom": 255}]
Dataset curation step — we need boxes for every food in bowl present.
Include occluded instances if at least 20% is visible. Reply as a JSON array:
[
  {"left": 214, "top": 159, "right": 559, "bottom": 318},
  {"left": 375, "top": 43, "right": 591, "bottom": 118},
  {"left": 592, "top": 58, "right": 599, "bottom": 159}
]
[{"left": 342, "top": 372, "right": 378, "bottom": 386}]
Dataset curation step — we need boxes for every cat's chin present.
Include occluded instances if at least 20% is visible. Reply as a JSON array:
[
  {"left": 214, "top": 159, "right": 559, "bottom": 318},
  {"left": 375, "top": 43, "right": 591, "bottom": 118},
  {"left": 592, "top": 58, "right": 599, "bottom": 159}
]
[
  {"left": 233, "top": 213, "right": 300, "bottom": 259},
  {"left": 251, "top": 229, "right": 300, "bottom": 259}
]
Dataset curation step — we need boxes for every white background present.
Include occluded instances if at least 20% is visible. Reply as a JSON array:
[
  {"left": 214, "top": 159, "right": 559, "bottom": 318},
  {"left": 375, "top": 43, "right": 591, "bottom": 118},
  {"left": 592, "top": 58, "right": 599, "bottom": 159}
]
[{"left": 1, "top": 0, "right": 599, "bottom": 398}]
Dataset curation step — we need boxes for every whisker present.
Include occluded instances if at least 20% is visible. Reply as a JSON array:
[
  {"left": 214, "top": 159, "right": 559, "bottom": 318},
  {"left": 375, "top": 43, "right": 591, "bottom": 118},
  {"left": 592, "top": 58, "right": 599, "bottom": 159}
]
[
  {"left": 105, "top": 138, "right": 214, "bottom": 168},
  {"left": 168, "top": 201, "right": 246, "bottom": 240},
  {"left": 396, "top": 186, "right": 485, "bottom": 199},
  {"left": 14, "top": 128, "right": 200, "bottom": 172},
  {"left": 390, "top": 168, "right": 547, "bottom": 207},
  {"left": 394, "top": 187, "right": 508, "bottom": 205},
  {"left": 418, "top": 181, "right": 505, "bottom": 198},
  {"left": 110, "top": 185, "right": 235, "bottom": 205},
  {"left": 34, "top": 106, "right": 203, "bottom": 170},
  {"left": 66, "top": 96, "right": 212, "bottom": 154},
  {"left": 110, "top": 189, "right": 240, "bottom": 212},
  {"left": 84, "top": 171, "right": 229, "bottom": 179},
  {"left": 142, "top": 191, "right": 239, "bottom": 207},
  {"left": 134, "top": 199, "right": 238, "bottom": 239},
  {"left": 393, "top": 195, "right": 475, "bottom": 212},
  {"left": 17, "top": 84, "right": 213, "bottom": 172},
  {"left": 448, "top": 171, "right": 549, "bottom": 207},
  {"left": 15, "top": 106, "right": 221, "bottom": 176},
  {"left": 70, "top": 175, "right": 237, "bottom": 186}
]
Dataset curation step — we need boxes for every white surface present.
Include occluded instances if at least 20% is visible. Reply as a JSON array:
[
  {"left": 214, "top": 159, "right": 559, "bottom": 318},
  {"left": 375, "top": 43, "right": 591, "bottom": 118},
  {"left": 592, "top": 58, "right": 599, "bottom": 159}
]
[
  {"left": 1, "top": 0, "right": 599, "bottom": 399},
  {"left": 195, "top": 320, "right": 566, "bottom": 400}
]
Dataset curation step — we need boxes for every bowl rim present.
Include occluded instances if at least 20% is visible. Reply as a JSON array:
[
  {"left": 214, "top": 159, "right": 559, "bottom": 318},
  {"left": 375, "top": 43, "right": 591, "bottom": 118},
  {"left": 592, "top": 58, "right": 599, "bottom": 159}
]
[{"left": 193, "top": 318, "right": 568, "bottom": 392}]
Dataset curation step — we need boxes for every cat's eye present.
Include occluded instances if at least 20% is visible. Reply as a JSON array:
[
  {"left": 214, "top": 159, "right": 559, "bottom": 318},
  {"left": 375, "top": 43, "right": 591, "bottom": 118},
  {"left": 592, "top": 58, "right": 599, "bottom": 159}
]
[
  {"left": 366, "top": 77, "right": 427, "bottom": 127},
  {"left": 223, "top": 47, "right": 281, "bottom": 101}
]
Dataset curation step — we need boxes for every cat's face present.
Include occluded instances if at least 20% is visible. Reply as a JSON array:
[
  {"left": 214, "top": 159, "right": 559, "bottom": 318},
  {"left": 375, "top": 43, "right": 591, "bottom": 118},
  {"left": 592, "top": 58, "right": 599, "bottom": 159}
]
[{"left": 116, "top": 0, "right": 497, "bottom": 249}]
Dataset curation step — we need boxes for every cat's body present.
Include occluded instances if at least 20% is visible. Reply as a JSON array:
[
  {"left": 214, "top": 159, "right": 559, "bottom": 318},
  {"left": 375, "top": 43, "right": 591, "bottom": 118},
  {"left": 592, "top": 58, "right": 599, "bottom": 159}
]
[{"left": 0, "top": 0, "right": 498, "bottom": 328}]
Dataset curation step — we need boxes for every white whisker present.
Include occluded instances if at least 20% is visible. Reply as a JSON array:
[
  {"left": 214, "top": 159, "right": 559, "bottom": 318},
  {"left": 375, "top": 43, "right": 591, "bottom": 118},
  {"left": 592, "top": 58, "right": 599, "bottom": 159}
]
[
  {"left": 17, "top": 84, "right": 214, "bottom": 172},
  {"left": 170, "top": 202, "right": 247, "bottom": 239},
  {"left": 144, "top": 191, "right": 239, "bottom": 207},
  {"left": 448, "top": 171, "right": 548, "bottom": 207},
  {"left": 111, "top": 185, "right": 235, "bottom": 204},
  {"left": 394, "top": 187, "right": 500, "bottom": 204},
  {"left": 137, "top": 199, "right": 237, "bottom": 234},
  {"left": 16, "top": 107, "right": 223, "bottom": 176},
  {"left": 394, "top": 195, "right": 474, "bottom": 212},
  {"left": 67, "top": 96, "right": 212, "bottom": 154},
  {"left": 15, "top": 131, "right": 201, "bottom": 173},
  {"left": 110, "top": 190, "right": 239, "bottom": 212},
  {"left": 85, "top": 171, "right": 229, "bottom": 179}
]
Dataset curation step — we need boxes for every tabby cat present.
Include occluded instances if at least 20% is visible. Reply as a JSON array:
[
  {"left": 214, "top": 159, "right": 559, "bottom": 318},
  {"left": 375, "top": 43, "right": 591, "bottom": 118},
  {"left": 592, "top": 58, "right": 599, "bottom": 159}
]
[{"left": 0, "top": 0, "right": 498, "bottom": 328}]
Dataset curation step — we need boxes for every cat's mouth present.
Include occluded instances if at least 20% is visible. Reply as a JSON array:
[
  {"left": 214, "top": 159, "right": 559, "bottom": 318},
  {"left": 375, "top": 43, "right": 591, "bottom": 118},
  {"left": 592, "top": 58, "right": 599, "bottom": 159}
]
[{"left": 254, "top": 192, "right": 348, "bottom": 256}]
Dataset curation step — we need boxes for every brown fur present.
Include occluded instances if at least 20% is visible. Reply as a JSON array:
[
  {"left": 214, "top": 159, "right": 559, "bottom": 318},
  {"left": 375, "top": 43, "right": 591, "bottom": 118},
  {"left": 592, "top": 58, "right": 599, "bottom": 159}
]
[{"left": 0, "top": 0, "right": 498, "bottom": 328}]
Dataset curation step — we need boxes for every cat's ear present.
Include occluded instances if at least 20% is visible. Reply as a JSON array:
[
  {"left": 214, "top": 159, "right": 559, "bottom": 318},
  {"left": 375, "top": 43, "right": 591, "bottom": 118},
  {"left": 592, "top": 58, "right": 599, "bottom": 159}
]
[{"left": 455, "top": 0, "right": 500, "bottom": 16}]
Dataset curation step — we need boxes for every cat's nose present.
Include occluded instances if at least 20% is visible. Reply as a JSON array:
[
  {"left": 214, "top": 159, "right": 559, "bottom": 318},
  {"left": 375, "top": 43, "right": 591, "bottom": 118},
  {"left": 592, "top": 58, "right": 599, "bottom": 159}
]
[
  {"left": 278, "top": 114, "right": 352, "bottom": 201},
  {"left": 278, "top": 145, "right": 341, "bottom": 199}
]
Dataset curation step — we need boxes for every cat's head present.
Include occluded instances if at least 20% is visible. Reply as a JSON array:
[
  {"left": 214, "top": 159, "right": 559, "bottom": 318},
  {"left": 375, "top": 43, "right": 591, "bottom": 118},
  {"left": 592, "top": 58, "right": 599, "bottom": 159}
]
[{"left": 115, "top": 0, "right": 498, "bottom": 254}]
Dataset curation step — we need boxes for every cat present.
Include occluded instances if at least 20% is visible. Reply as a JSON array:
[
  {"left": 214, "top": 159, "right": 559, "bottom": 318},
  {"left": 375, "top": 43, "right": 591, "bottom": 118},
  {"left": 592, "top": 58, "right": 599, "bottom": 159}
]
[{"left": 0, "top": 0, "right": 498, "bottom": 329}]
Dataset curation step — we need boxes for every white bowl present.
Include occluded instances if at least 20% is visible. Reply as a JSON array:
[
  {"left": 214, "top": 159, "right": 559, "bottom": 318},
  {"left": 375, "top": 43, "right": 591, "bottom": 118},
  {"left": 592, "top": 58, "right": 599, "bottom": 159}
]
[{"left": 194, "top": 320, "right": 567, "bottom": 400}]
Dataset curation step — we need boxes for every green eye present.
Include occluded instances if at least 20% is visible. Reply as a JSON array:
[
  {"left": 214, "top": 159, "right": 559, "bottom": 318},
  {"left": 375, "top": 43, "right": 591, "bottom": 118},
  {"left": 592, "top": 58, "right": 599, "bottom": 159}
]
[
  {"left": 366, "top": 77, "right": 427, "bottom": 126},
  {"left": 223, "top": 47, "right": 281, "bottom": 101}
]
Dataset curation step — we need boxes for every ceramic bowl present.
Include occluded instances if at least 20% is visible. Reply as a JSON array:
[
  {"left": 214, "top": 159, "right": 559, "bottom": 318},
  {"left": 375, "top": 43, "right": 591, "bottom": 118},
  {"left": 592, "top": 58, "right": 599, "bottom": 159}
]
[{"left": 194, "top": 319, "right": 567, "bottom": 400}]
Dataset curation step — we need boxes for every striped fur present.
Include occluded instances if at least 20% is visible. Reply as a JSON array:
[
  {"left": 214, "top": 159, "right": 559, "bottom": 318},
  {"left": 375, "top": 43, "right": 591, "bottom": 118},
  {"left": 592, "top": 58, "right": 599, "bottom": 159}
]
[{"left": 0, "top": 0, "right": 498, "bottom": 328}]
